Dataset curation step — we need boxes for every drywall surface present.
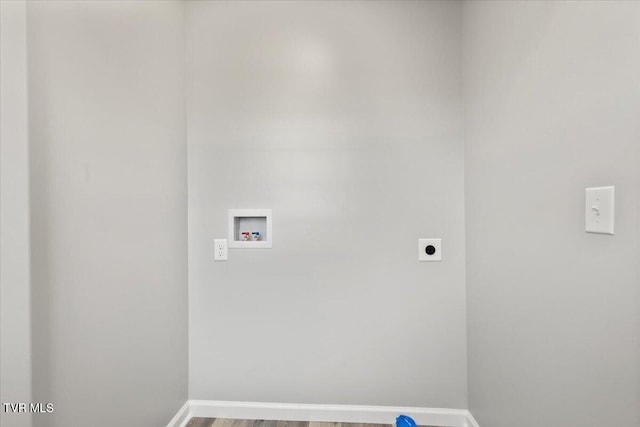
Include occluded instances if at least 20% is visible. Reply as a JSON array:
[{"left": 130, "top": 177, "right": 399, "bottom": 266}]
[
  {"left": 27, "top": 2, "right": 188, "bottom": 426},
  {"left": 463, "top": 1, "right": 640, "bottom": 426},
  {"left": 187, "top": 0, "right": 467, "bottom": 408},
  {"left": 0, "top": 1, "right": 32, "bottom": 427}
]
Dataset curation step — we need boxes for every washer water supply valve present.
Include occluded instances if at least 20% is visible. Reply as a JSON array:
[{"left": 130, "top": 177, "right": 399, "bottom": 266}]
[{"left": 241, "top": 231, "right": 261, "bottom": 241}]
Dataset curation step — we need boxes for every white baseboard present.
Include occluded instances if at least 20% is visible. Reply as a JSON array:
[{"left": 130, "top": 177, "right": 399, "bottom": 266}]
[
  {"left": 465, "top": 411, "right": 479, "bottom": 427},
  {"left": 167, "top": 401, "right": 190, "bottom": 427},
  {"left": 168, "top": 400, "right": 479, "bottom": 427}
]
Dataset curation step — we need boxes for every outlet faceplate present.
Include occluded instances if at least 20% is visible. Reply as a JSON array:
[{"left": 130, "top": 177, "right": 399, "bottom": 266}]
[
  {"left": 419, "top": 238, "right": 442, "bottom": 261},
  {"left": 214, "top": 239, "right": 228, "bottom": 261}
]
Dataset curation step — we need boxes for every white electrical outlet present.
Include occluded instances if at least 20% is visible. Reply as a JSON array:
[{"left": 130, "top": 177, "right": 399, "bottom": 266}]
[
  {"left": 214, "top": 239, "right": 228, "bottom": 261},
  {"left": 419, "top": 238, "right": 442, "bottom": 261}
]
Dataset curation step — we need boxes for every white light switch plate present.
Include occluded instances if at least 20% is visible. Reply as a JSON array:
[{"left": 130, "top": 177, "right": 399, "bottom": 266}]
[
  {"left": 419, "top": 238, "right": 442, "bottom": 261},
  {"left": 585, "top": 186, "right": 614, "bottom": 235},
  {"left": 214, "top": 239, "right": 228, "bottom": 260}
]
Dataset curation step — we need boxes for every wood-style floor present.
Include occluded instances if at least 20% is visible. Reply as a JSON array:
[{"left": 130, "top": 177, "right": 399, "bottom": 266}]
[{"left": 186, "top": 419, "right": 441, "bottom": 427}]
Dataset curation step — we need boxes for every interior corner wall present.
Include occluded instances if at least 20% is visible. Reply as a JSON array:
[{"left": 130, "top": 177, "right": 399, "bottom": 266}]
[
  {"left": 463, "top": 1, "right": 640, "bottom": 426},
  {"left": 1, "top": 1, "right": 32, "bottom": 427},
  {"left": 186, "top": 0, "right": 467, "bottom": 408},
  {"left": 26, "top": 2, "right": 188, "bottom": 426}
]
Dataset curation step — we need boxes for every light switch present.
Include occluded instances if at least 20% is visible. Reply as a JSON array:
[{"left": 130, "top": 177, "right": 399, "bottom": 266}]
[{"left": 585, "top": 186, "right": 614, "bottom": 235}]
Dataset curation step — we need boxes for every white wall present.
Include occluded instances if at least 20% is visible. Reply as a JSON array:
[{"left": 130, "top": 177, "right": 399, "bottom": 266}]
[
  {"left": 0, "top": 2, "right": 32, "bottom": 427},
  {"left": 12, "top": 3, "right": 639, "bottom": 425},
  {"left": 27, "top": 2, "right": 188, "bottom": 426},
  {"left": 463, "top": 1, "right": 640, "bottom": 426},
  {"left": 187, "top": 0, "right": 467, "bottom": 408}
]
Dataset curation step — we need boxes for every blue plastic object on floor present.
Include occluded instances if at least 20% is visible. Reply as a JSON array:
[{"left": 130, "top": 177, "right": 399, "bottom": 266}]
[{"left": 395, "top": 415, "right": 416, "bottom": 427}]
